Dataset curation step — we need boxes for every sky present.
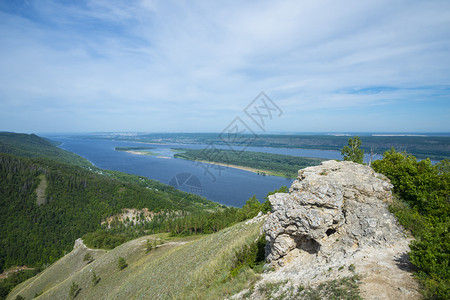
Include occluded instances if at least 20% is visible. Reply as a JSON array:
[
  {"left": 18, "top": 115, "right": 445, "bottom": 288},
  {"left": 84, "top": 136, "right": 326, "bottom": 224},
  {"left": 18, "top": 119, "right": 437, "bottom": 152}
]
[{"left": 0, "top": 0, "right": 449, "bottom": 133}]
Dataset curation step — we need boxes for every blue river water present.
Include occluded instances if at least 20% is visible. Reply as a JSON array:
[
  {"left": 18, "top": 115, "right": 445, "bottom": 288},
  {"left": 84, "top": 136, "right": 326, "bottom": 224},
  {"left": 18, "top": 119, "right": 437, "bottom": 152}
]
[{"left": 49, "top": 137, "right": 346, "bottom": 207}]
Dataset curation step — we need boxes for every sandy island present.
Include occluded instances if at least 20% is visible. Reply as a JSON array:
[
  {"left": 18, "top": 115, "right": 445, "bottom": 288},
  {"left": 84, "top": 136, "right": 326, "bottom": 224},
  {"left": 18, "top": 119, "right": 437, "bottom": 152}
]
[
  {"left": 190, "top": 159, "right": 278, "bottom": 176},
  {"left": 124, "top": 151, "right": 171, "bottom": 159},
  {"left": 125, "top": 150, "right": 156, "bottom": 155}
]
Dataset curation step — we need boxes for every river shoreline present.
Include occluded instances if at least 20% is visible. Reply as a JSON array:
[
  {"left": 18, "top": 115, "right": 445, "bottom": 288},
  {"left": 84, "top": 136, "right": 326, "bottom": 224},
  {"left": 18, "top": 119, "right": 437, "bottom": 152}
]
[{"left": 177, "top": 158, "right": 294, "bottom": 178}]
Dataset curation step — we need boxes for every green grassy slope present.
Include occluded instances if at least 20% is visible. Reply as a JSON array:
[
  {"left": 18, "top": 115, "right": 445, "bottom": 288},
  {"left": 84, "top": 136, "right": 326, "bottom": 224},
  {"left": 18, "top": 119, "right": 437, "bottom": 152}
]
[{"left": 8, "top": 221, "right": 264, "bottom": 300}]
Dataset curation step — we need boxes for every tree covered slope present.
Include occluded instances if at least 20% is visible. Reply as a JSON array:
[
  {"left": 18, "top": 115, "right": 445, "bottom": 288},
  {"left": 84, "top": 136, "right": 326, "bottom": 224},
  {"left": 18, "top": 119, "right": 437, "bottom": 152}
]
[
  {"left": 0, "top": 133, "right": 219, "bottom": 274},
  {"left": 0, "top": 132, "right": 90, "bottom": 167}
]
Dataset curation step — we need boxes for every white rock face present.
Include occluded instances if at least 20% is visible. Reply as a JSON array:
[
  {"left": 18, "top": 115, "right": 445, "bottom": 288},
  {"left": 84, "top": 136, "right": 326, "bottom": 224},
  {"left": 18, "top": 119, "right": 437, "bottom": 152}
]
[
  {"left": 73, "top": 238, "right": 85, "bottom": 249},
  {"left": 264, "top": 160, "right": 400, "bottom": 265},
  {"left": 232, "top": 161, "right": 420, "bottom": 299}
]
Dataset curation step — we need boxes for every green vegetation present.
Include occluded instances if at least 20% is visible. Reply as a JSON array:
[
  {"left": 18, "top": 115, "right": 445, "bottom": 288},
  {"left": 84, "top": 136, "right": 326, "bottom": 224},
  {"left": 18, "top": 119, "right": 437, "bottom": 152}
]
[
  {"left": 83, "top": 253, "right": 93, "bottom": 263},
  {"left": 0, "top": 269, "right": 41, "bottom": 299},
  {"left": 0, "top": 152, "right": 219, "bottom": 272},
  {"left": 91, "top": 270, "right": 99, "bottom": 286},
  {"left": 0, "top": 132, "right": 91, "bottom": 167},
  {"left": 68, "top": 281, "right": 80, "bottom": 299},
  {"left": 7, "top": 221, "right": 265, "bottom": 299},
  {"left": 117, "top": 257, "right": 127, "bottom": 270},
  {"left": 174, "top": 148, "right": 324, "bottom": 177},
  {"left": 78, "top": 132, "right": 450, "bottom": 160},
  {"left": 372, "top": 149, "right": 449, "bottom": 299},
  {"left": 0, "top": 132, "right": 288, "bottom": 299},
  {"left": 229, "top": 234, "right": 266, "bottom": 278},
  {"left": 341, "top": 136, "right": 364, "bottom": 164},
  {"left": 83, "top": 230, "right": 129, "bottom": 250},
  {"left": 0, "top": 133, "right": 220, "bottom": 275},
  {"left": 166, "top": 188, "right": 284, "bottom": 236},
  {"left": 145, "top": 239, "right": 153, "bottom": 253}
]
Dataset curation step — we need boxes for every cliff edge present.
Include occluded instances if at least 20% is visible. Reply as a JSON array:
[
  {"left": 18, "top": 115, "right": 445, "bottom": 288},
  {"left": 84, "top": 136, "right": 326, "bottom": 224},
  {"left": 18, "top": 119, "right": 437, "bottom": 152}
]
[{"left": 253, "top": 160, "right": 420, "bottom": 299}]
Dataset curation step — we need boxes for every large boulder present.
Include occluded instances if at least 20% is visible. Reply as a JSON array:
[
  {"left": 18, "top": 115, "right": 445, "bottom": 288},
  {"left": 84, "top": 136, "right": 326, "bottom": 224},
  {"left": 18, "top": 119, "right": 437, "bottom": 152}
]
[{"left": 264, "top": 160, "right": 402, "bottom": 265}]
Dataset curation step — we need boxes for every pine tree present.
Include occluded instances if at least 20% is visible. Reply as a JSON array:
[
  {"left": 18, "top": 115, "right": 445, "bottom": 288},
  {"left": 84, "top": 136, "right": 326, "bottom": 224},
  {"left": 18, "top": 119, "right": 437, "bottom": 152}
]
[
  {"left": 341, "top": 136, "right": 364, "bottom": 164},
  {"left": 92, "top": 270, "right": 99, "bottom": 286},
  {"left": 118, "top": 257, "right": 128, "bottom": 270},
  {"left": 69, "top": 281, "right": 80, "bottom": 299}
]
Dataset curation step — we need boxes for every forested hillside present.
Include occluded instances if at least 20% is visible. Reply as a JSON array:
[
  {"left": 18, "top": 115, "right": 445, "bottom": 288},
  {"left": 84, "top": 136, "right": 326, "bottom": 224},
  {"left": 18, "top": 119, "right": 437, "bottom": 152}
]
[
  {"left": 0, "top": 132, "right": 90, "bottom": 167},
  {"left": 0, "top": 133, "right": 219, "bottom": 274},
  {"left": 0, "top": 154, "right": 217, "bottom": 270}
]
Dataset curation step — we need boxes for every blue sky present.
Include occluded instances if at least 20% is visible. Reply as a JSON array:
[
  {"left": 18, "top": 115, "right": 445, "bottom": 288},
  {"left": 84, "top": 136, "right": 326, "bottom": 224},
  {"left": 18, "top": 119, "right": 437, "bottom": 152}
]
[{"left": 0, "top": 0, "right": 449, "bottom": 133}]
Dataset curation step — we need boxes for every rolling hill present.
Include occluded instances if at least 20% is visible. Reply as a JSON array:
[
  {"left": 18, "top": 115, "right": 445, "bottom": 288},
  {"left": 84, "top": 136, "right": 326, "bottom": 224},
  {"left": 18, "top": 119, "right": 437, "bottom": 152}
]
[
  {"left": 0, "top": 133, "right": 221, "bottom": 287},
  {"left": 7, "top": 220, "right": 264, "bottom": 300}
]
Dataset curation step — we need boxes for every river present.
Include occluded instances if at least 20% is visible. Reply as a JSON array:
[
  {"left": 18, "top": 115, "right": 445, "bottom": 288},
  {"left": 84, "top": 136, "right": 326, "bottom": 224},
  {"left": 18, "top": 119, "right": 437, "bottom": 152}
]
[{"left": 48, "top": 137, "right": 348, "bottom": 207}]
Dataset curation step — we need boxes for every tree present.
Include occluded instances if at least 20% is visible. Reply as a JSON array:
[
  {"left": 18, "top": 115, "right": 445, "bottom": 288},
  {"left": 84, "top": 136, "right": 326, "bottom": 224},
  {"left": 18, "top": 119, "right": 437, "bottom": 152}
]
[
  {"left": 69, "top": 281, "right": 80, "bottom": 299},
  {"left": 145, "top": 239, "right": 153, "bottom": 253},
  {"left": 367, "top": 146, "right": 378, "bottom": 167},
  {"left": 118, "top": 257, "right": 128, "bottom": 270},
  {"left": 83, "top": 253, "right": 93, "bottom": 262},
  {"left": 236, "top": 195, "right": 261, "bottom": 221},
  {"left": 341, "top": 136, "right": 364, "bottom": 164},
  {"left": 92, "top": 270, "right": 99, "bottom": 286}
]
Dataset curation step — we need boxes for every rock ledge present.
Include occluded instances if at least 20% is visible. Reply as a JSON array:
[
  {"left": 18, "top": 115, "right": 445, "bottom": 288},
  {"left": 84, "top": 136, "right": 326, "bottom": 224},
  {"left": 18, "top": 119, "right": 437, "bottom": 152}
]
[{"left": 264, "top": 160, "right": 401, "bottom": 265}]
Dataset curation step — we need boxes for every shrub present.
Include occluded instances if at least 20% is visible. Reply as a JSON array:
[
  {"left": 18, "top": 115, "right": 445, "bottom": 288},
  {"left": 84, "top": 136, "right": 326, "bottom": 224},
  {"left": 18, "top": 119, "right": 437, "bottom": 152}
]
[
  {"left": 83, "top": 253, "right": 93, "bottom": 262},
  {"left": 118, "top": 257, "right": 128, "bottom": 270},
  {"left": 69, "top": 282, "right": 80, "bottom": 299},
  {"left": 372, "top": 149, "right": 449, "bottom": 299},
  {"left": 230, "top": 234, "right": 266, "bottom": 277},
  {"left": 92, "top": 270, "right": 100, "bottom": 286}
]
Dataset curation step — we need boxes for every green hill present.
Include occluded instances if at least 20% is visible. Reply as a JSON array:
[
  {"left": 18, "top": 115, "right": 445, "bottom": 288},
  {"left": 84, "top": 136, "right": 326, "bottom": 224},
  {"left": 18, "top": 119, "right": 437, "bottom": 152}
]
[
  {"left": 0, "top": 133, "right": 220, "bottom": 278},
  {"left": 0, "top": 132, "right": 91, "bottom": 167},
  {"left": 7, "top": 220, "right": 264, "bottom": 300}
]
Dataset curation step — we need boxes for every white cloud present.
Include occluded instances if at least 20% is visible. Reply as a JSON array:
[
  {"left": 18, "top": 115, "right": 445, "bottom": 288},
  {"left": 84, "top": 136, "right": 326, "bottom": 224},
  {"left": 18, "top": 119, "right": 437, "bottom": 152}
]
[{"left": 0, "top": 0, "right": 449, "bottom": 132}]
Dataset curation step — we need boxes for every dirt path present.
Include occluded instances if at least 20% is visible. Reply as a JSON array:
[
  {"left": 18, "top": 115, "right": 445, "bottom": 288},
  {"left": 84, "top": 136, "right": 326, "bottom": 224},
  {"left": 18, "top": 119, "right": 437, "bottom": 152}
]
[
  {"left": 36, "top": 174, "right": 47, "bottom": 205},
  {"left": 0, "top": 266, "right": 34, "bottom": 279},
  {"left": 242, "top": 239, "right": 421, "bottom": 299},
  {"left": 356, "top": 243, "right": 421, "bottom": 299}
]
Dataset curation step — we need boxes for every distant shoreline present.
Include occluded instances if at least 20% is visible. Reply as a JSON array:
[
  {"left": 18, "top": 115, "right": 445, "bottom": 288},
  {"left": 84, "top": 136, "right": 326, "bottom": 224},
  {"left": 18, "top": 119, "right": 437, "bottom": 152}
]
[{"left": 177, "top": 158, "right": 294, "bottom": 178}]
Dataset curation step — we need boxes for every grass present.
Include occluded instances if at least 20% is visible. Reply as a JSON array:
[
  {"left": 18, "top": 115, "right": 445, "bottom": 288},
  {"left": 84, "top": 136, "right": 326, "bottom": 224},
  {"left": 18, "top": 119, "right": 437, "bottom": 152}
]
[
  {"left": 7, "top": 221, "right": 264, "bottom": 300},
  {"left": 35, "top": 174, "right": 48, "bottom": 206}
]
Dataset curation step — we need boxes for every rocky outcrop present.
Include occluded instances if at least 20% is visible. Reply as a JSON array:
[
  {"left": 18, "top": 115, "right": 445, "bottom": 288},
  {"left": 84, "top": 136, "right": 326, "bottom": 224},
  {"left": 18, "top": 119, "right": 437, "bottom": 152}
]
[
  {"left": 264, "top": 160, "right": 402, "bottom": 265},
  {"left": 234, "top": 160, "right": 420, "bottom": 300},
  {"left": 73, "top": 238, "right": 85, "bottom": 249}
]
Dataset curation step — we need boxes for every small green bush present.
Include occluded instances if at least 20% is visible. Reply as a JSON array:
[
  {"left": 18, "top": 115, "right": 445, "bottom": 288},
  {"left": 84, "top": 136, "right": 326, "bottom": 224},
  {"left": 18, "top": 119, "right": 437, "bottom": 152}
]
[
  {"left": 230, "top": 234, "right": 266, "bottom": 278},
  {"left": 83, "top": 253, "right": 93, "bottom": 262},
  {"left": 92, "top": 270, "right": 100, "bottom": 286},
  {"left": 118, "top": 257, "right": 128, "bottom": 270},
  {"left": 69, "top": 282, "right": 80, "bottom": 299}
]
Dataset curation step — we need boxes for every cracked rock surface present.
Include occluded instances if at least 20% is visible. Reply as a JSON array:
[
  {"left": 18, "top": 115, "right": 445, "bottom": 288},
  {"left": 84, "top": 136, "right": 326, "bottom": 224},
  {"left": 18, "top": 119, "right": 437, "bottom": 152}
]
[{"left": 264, "top": 160, "right": 401, "bottom": 265}]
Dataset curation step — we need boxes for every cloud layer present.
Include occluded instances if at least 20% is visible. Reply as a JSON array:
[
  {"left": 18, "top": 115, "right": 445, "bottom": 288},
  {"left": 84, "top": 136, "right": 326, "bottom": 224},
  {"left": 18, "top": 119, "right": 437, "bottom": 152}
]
[{"left": 0, "top": 0, "right": 449, "bottom": 133}]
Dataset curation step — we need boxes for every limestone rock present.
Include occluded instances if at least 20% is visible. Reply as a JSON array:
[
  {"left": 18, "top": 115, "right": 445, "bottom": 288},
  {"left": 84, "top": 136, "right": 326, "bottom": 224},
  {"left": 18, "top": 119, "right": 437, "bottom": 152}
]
[
  {"left": 73, "top": 238, "right": 85, "bottom": 249},
  {"left": 264, "top": 160, "right": 401, "bottom": 265}
]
